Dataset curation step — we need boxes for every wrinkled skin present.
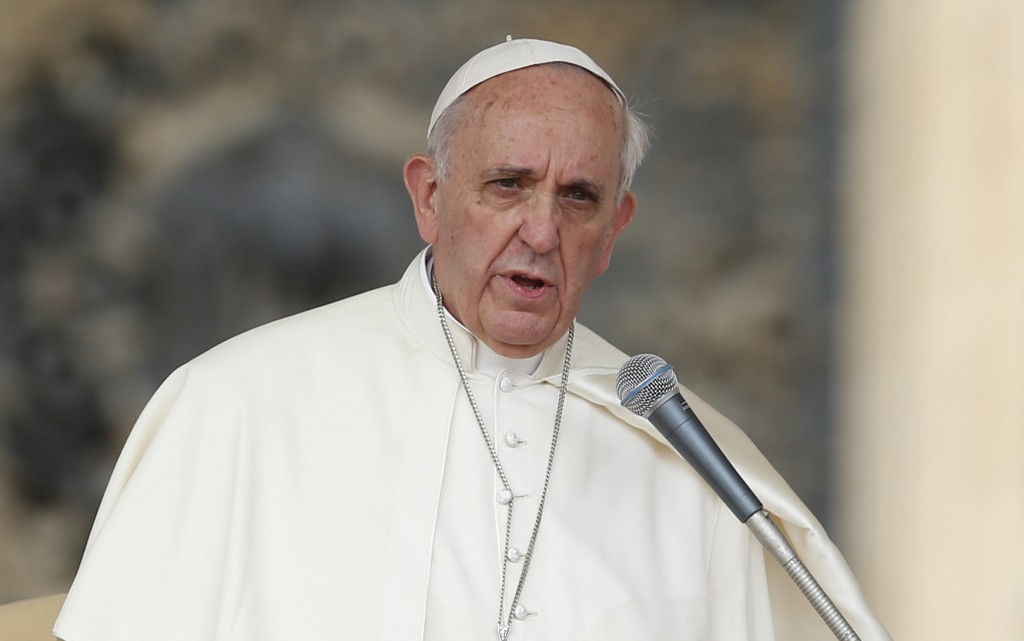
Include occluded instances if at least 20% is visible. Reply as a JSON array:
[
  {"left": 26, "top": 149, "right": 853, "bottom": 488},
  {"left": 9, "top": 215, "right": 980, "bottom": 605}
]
[{"left": 404, "top": 64, "right": 637, "bottom": 358}]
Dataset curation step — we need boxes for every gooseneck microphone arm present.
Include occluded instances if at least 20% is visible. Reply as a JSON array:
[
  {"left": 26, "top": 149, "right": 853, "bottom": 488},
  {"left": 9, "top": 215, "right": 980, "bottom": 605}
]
[
  {"left": 745, "top": 510, "right": 860, "bottom": 640},
  {"left": 616, "top": 354, "right": 861, "bottom": 641}
]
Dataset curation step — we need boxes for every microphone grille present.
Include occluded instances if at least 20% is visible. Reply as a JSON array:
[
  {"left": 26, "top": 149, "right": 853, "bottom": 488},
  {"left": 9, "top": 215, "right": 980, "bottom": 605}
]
[{"left": 615, "top": 353, "right": 679, "bottom": 417}]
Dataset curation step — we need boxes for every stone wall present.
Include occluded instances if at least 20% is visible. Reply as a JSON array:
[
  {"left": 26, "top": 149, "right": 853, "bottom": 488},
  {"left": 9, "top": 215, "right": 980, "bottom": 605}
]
[{"left": 0, "top": 0, "right": 837, "bottom": 600}]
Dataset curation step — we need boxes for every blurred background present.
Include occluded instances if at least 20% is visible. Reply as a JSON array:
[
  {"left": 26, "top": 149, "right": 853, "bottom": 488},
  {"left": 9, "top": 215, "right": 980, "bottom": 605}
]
[{"left": 0, "top": 1, "right": 1020, "bottom": 639}]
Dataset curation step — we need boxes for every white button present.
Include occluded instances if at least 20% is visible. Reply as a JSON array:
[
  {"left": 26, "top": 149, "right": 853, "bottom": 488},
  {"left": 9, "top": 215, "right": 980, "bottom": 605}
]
[
  {"left": 504, "top": 431, "right": 525, "bottom": 447},
  {"left": 513, "top": 604, "right": 535, "bottom": 620},
  {"left": 497, "top": 488, "right": 528, "bottom": 504},
  {"left": 507, "top": 546, "right": 522, "bottom": 562},
  {"left": 499, "top": 376, "right": 514, "bottom": 392}
]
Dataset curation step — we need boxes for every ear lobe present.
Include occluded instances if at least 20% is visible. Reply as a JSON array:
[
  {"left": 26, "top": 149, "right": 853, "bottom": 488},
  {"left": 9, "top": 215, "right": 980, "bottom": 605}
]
[
  {"left": 597, "top": 191, "right": 637, "bottom": 274},
  {"left": 403, "top": 154, "right": 440, "bottom": 243}
]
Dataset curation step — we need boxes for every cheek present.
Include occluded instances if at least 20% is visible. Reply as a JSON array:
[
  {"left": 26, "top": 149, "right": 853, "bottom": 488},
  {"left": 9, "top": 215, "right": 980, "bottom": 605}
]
[
  {"left": 441, "top": 217, "right": 476, "bottom": 254},
  {"left": 433, "top": 202, "right": 467, "bottom": 249},
  {"left": 438, "top": 217, "right": 484, "bottom": 276},
  {"left": 566, "top": 230, "right": 612, "bottom": 281},
  {"left": 595, "top": 232, "right": 618, "bottom": 274}
]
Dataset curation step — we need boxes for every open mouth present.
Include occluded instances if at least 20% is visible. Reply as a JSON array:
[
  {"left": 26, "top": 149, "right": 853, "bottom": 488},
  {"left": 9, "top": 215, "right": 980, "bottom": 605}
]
[{"left": 511, "top": 274, "right": 547, "bottom": 289}]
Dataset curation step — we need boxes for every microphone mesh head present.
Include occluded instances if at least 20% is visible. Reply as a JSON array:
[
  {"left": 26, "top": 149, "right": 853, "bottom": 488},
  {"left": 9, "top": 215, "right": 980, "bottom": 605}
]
[{"left": 615, "top": 353, "right": 679, "bottom": 417}]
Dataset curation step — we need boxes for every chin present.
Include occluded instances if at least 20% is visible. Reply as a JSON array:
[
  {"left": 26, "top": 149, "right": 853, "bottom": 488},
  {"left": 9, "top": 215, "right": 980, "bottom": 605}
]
[
  {"left": 483, "top": 308, "right": 565, "bottom": 349},
  {"left": 492, "top": 327, "right": 562, "bottom": 354}
]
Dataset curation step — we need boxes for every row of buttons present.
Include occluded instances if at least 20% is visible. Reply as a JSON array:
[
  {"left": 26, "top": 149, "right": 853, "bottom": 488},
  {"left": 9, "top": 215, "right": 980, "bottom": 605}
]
[
  {"left": 496, "top": 376, "right": 537, "bottom": 625},
  {"left": 499, "top": 375, "right": 526, "bottom": 450}
]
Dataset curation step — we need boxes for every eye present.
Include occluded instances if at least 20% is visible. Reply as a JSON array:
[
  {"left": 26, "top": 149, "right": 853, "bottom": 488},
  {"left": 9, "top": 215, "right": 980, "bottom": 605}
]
[
  {"left": 563, "top": 185, "right": 600, "bottom": 205},
  {"left": 491, "top": 177, "right": 521, "bottom": 190},
  {"left": 566, "top": 189, "right": 596, "bottom": 202}
]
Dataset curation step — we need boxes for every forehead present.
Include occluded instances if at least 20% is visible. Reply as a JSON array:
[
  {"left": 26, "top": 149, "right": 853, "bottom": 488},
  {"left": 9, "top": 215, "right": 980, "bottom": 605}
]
[
  {"left": 467, "top": 63, "right": 622, "bottom": 125},
  {"left": 454, "top": 64, "right": 625, "bottom": 173}
]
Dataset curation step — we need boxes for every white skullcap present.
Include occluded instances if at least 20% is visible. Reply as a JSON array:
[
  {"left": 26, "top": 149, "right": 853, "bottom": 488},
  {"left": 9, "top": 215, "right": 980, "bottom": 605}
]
[{"left": 427, "top": 36, "right": 626, "bottom": 139}]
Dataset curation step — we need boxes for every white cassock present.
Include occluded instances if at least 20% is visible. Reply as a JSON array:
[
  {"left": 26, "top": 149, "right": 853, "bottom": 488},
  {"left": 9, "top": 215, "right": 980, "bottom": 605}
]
[{"left": 54, "top": 248, "right": 891, "bottom": 641}]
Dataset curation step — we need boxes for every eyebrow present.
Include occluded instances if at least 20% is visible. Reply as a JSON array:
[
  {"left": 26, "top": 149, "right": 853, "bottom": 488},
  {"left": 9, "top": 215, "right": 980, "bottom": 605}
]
[{"left": 481, "top": 166, "right": 536, "bottom": 181}]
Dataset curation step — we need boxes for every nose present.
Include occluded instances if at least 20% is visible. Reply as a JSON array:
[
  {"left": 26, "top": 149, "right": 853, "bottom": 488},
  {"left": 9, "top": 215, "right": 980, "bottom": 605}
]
[{"left": 516, "top": 194, "right": 560, "bottom": 254}]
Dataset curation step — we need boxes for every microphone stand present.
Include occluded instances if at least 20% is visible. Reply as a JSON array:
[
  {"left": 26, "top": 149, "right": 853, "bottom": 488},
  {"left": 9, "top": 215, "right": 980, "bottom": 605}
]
[{"left": 745, "top": 510, "right": 861, "bottom": 641}]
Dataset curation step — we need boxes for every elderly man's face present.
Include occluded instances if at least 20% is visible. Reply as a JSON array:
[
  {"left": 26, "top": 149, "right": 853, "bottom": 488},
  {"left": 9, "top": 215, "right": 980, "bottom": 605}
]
[{"left": 405, "top": 64, "right": 636, "bottom": 358}]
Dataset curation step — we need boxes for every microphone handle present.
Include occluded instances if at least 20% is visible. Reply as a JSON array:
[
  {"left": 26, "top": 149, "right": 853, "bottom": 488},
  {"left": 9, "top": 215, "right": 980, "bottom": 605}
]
[
  {"left": 746, "top": 510, "right": 861, "bottom": 641},
  {"left": 648, "top": 393, "right": 763, "bottom": 522}
]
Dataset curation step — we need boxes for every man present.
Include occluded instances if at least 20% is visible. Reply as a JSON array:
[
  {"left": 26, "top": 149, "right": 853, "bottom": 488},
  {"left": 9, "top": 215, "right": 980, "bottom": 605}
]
[{"left": 54, "top": 38, "right": 889, "bottom": 640}]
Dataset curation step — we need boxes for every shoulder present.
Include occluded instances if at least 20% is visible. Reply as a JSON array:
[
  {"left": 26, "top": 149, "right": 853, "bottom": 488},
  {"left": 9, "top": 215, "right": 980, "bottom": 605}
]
[
  {"left": 187, "top": 283, "right": 402, "bottom": 377},
  {"left": 114, "top": 282, "right": 413, "bottom": 473},
  {"left": 570, "top": 321, "right": 630, "bottom": 372}
]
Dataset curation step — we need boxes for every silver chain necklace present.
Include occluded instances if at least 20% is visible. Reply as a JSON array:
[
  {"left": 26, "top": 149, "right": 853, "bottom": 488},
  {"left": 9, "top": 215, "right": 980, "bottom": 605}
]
[{"left": 432, "top": 274, "right": 574, "bottom": 641}]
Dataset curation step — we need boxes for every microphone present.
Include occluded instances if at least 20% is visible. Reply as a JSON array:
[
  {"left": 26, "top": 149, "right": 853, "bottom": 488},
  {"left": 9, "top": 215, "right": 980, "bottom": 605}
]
[
  {"left": 615, "top": 353, "right": 762, "bottom": 522},
  {"left": 615, "top": 353, "right": 862, "bottom": 641}
]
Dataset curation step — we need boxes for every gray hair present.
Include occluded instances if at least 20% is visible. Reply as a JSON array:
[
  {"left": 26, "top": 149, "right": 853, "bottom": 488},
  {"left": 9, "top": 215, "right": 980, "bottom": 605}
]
[{"left": 427, "top": 67, "right": 651, "bottom": 203}]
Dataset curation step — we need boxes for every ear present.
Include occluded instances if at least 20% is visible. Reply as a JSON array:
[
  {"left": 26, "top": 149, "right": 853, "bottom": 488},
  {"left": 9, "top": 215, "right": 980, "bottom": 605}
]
[
  {"left": 597, "top": 190, "right": 637, "bottom": 275},
  {"left": 403, "top": 154, "right": 441, "bottom": 244}
]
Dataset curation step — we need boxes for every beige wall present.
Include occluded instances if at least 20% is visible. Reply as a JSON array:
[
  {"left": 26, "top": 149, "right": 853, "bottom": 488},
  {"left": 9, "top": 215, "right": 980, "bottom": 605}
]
[{"left": 839, "top": 1, "right": 1024, "bottom": 639}]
